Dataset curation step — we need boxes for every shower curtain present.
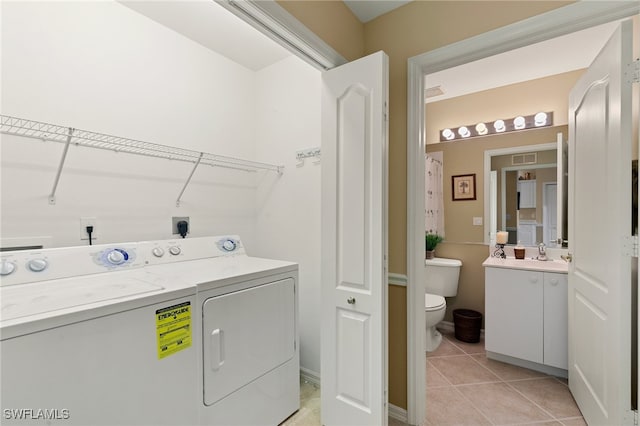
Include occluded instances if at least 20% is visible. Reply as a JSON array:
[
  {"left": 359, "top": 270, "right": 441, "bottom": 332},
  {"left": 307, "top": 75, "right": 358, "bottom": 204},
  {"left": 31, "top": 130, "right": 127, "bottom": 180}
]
[{"left": 425, "top": 153, "right": 444, "bottom": 236}]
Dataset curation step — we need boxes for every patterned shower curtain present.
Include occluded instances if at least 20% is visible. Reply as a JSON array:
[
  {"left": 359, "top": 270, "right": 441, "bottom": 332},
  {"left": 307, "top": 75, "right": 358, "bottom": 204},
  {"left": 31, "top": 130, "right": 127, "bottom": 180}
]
[{"left": 425, "top": 154, "right": 444, "bottom": 236}]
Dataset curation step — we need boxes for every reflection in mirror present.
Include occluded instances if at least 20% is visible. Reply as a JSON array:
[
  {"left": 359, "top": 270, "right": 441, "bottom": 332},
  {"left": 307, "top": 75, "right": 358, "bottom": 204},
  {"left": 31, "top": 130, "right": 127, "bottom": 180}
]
[{"left": 484, "top": 138, "right": 568, "bottom": 248}]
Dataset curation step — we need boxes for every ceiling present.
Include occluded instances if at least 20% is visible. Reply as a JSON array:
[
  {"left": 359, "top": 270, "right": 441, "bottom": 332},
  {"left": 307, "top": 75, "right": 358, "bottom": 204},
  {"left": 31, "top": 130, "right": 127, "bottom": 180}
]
[
  {"left": 424, "top": 19, "right": 621, "bottom": 103},
  {"left": 343, "top": 0, "right": 412, "bottom": 23},
  {"left": 121, "top": 0, "right": 622, "bottom": 103},
  {"left": 119, "top": 0, "right": 291, "bottom": 71}
]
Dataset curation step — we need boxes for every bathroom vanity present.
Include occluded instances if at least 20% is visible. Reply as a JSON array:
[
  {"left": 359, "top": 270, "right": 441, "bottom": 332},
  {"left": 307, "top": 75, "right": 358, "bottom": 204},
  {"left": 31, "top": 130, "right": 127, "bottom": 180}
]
[{"left": 483, "top": 257, "right": 569, "bottom": 377}]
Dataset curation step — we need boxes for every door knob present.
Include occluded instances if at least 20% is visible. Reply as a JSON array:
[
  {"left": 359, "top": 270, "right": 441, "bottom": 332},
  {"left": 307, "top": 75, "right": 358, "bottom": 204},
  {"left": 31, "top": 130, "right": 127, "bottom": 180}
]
[
  {"left": 561, "top": 253, "right": 573, "bottom": 263},
  {"left": 347, "top": 297, "right": 356, "bottom": 305}
]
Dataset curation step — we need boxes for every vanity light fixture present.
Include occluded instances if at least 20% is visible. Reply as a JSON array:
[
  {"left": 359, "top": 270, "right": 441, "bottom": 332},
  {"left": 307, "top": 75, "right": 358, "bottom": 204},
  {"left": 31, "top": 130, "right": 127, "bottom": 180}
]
[{"left": 439, "top": 111, "right": 553, "bottom": 142}]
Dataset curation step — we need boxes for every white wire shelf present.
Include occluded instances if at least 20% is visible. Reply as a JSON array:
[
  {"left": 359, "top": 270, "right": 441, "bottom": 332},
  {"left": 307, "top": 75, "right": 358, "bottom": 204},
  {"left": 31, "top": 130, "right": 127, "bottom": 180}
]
[{"left": 0, "top": 115, "right": 284, "bottom": 206}]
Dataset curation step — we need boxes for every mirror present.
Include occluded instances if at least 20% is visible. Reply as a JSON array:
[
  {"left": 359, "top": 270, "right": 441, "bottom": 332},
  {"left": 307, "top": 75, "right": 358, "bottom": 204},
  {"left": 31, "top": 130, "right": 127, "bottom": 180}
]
[{"left": 484, "top": 136, "right": 568, "bottom": 247}]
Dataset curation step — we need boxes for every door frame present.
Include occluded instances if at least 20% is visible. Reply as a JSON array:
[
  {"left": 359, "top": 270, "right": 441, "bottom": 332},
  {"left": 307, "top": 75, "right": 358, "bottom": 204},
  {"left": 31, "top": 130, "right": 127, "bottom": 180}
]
[
  {"left": 542, "top": 182, "right": 558, "bottom": 247},
  {"left": 406, "top": 2, "right": 639, "bottom": 424}
]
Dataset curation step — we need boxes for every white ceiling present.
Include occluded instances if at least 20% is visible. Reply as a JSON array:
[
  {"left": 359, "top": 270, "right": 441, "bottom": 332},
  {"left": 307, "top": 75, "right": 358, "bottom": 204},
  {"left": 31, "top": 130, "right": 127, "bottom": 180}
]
[
  {"left": 425, "top": 19, "right": 621, "bottom": 103},
  {"left": 120, "top": 0, "right": 622, "bottom": 103},
  {"left": 343, "top": 0, "right": 412, "bottom": 23},
  {"left": 119, "top": 0, "right": 291, "bottom": 71}
]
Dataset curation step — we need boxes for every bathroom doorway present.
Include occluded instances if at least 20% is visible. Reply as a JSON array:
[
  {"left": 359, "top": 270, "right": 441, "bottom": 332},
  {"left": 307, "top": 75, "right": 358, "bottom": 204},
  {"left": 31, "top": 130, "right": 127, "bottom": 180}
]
[{"left": 406, "top": 3, "right": 639, "bottom": 424}]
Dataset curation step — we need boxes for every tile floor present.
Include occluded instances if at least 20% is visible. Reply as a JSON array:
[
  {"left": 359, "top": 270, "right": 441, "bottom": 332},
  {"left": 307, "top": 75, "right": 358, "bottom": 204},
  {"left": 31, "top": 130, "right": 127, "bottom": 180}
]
[
  {"left": 283, "top": 328, "right": 585, "bottom": 426},
  {"left": 426, "top": 328, "right": 585, "bottom": 426}
]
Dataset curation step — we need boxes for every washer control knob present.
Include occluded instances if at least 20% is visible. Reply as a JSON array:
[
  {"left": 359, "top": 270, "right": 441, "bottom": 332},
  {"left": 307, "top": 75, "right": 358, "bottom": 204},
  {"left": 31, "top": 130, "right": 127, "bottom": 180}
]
[
  {"left": 152, "top": 247, "right": 165, "bottom": 258},
  {"left": 222, "top": 239, "right": 236, "bottom": 252},
  {"left": 106, "top": 249, "right": 126, "bottom": 265},
  {"left": 169, "top": 246, "right": 181, "bottom": 256},
  {"left": 27, "top": 258, "right": 48, "bottom": 272},
  {"left": 0, "top": 260, "right": 16, "bottom": 276}
]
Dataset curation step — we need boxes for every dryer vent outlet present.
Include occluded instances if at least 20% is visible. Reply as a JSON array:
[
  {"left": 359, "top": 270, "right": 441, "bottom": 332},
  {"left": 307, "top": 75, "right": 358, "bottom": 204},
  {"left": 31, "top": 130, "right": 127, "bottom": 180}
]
[{"left": 172, "top": 217, "right": 189, "bottom": 237}]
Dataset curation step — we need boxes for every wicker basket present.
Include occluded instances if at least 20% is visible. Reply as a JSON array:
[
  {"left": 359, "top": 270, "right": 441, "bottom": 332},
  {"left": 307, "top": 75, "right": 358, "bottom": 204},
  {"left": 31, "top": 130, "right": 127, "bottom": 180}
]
[{"left": 453, "top": 309, "right": 482, "bottom": 343}]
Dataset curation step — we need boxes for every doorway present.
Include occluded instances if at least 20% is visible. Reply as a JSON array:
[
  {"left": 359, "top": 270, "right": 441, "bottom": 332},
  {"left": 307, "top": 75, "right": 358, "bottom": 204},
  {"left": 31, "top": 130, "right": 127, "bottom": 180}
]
[{"left": 406, "top": 3, "right": 639, "bottom": 424}]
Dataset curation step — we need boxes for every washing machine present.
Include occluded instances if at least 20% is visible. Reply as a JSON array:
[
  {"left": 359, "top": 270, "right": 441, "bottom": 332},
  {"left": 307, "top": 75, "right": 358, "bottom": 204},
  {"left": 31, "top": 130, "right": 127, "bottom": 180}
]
[
  {"left": 143, "top": 236, "right": 300, "bottom": 426},
  {"left": 0, "top": 241, "right": 199, "bottom": 426}
]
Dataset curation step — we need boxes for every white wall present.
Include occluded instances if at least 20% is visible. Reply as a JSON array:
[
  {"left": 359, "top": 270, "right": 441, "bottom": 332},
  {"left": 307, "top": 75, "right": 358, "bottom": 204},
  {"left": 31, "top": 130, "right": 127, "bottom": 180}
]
[
  {"left": 254, "top": 56, "right": 322, "bottom": 377},
  {"left": 1, "top": 1, "right": 258, "bottom": 247},
  {"left": 1, "top": 1, "right": 324, "bottom": 377}
]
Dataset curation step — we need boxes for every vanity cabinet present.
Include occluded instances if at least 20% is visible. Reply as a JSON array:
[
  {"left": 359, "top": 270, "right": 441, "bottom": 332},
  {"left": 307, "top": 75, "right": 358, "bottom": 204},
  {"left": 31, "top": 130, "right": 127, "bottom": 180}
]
[
  {"left": 485, "top": 266, "right": 567, "bottom": 371},
  {"left": 518, "top": 180, "right": 537, "bottom": 208}
]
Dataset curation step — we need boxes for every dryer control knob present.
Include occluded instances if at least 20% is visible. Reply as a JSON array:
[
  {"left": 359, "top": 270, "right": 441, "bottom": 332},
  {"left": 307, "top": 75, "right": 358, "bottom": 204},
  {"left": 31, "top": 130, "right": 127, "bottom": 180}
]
[
  {"left": 27, "top": 258, "right": 48, "bottom": 272},
  {"left": 222, "top": 240, "right": 236, "bottom": 252},
  {"left": 0, "top": 260, "right": 16, "bottom": 276},
  {"left": 152, "top": 247, "right": 165, "bottom": 258},
  {"left": 106, "top": 249, "right": 126, "bottom": 265},
  {"left": 169, "top": 246, "right": 181, "bottom": 256}
]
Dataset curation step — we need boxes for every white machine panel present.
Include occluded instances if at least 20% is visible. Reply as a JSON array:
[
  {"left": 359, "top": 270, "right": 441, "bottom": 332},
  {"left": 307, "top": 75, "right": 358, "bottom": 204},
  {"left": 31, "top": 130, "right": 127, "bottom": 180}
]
[
  {"left": 202, "top": 278, "right": 296, "bottom": 406},
  {"left": 1, "top": 295, "right": 198, "bottom": 426}
]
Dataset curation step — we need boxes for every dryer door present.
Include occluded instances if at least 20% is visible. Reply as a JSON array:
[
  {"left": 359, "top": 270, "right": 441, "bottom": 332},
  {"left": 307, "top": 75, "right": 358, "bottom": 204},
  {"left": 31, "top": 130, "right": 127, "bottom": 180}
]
[{"left": 202, "top": 278, "right": 295, "bottom": 406}]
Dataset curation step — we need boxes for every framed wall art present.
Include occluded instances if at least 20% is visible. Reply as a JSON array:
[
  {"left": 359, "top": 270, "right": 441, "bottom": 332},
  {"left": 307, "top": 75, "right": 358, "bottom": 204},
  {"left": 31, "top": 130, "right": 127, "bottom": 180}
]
[{"left": 451, "top": 173, "right": 476, "bottom": 201}]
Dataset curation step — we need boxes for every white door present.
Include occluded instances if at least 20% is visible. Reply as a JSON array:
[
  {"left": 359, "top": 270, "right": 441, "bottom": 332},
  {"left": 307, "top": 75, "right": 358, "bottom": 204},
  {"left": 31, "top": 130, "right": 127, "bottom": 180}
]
[
  {"left": 568, "top": 21, "right": 633, "bottom": 425},
  {"left": 321, "top": 51, "right": 388, "bottom": 426}
]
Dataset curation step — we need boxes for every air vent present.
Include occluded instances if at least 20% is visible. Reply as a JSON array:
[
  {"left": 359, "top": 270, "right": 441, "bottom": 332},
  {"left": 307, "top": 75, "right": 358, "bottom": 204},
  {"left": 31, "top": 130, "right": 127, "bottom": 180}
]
[{"left": 512, "top": 153, "right": 537, "bottom": 165}]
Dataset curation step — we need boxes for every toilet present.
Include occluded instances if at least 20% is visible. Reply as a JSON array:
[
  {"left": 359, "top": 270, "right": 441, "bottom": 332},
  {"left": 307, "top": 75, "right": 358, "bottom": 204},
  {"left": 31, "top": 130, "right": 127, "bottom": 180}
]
[{"left": 425, "top": 257, "right": 462, "bottom": 351}]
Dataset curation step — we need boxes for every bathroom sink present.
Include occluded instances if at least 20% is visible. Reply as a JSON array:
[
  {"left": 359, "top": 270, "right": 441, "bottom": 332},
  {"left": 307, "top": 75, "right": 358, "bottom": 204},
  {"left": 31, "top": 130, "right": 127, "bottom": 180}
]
[{"left": 482, "top": 257, "right": 569, "bottom": 273}]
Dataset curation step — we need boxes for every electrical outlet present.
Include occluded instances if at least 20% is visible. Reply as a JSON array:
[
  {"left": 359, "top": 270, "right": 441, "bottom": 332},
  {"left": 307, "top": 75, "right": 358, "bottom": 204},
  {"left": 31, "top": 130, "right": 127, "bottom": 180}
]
[
  {"left": 473, "top": 216, "right": 483, "bottom": 226},
  {"left": 80, "top": 217, "right": 97, "bottom": 240},
  {"left": 172, "top": 217, "right": 190, "bottom": 235}
]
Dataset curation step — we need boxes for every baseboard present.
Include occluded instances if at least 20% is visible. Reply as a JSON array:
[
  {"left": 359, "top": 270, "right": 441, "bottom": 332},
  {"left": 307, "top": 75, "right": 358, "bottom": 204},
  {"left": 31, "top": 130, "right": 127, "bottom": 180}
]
[
  {"left": 300, "top": 367, "right": 320, "bottom": 387},
  {"left": 388, "top": 273, "right": 407, "bottom": 286},
  {"left": 388, "top": 404, "right": 408, "bottom": 423},
  {"left": 438, "top": 320, "right": 485, "bottom": 338}
]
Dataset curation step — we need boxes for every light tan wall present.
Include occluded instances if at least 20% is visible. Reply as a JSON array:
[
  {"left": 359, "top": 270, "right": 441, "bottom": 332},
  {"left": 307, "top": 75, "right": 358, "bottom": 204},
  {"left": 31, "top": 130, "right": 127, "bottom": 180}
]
[
  {"left": 283, "top": 0, "right": 573, "bottom": 410},
  {"left": 428, "top": 126, "right": 567, "bottom": 243},
  {"left": 426, "top": 70, "right": 583, "bottom": 145},
  {"left": 276, "top": 0, "right": 364, "bottom": 61},
  {"left": 363, "top": 1, "right": 571, "bottom": 275}
]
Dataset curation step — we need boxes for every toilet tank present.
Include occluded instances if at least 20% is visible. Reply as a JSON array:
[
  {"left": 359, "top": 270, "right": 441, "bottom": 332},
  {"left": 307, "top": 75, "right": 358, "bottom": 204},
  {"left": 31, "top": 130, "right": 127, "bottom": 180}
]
[{"left": 424, "top": 257, "right": 462, "bottom": 297}]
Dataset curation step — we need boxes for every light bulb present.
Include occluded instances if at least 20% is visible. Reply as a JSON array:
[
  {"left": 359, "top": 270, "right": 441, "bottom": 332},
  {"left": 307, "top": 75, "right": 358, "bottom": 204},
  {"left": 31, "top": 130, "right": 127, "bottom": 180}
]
[
  {"left": 494, "top": 119, "right": 505, "bottom": 132},
  {"left": 442, "top": 128, "right": 455, "bottom": 140},
  {"left": 534, "top": 112, "right": 547, "bottom": 126},
  {"left": 514, "top": 116, "right": 526, "bottom": 130},
  {"left": 475, "top": 122, "right": 488, "bottom": 135},
  {"left": 458, "top": 126, "right": 470, "bottom": 138}
]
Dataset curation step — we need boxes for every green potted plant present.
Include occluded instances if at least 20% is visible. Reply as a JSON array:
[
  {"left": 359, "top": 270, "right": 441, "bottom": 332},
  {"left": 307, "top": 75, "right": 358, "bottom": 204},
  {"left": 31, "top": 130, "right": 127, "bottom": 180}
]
[{"left": 425, "top": 232, "right": 443, "bottom": 259}]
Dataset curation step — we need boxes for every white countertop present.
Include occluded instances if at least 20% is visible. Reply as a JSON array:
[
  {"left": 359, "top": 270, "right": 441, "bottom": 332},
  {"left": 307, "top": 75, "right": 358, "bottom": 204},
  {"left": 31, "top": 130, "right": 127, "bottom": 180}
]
[{"left": 482, "top": 256, "right": 569, "bottom": 273}]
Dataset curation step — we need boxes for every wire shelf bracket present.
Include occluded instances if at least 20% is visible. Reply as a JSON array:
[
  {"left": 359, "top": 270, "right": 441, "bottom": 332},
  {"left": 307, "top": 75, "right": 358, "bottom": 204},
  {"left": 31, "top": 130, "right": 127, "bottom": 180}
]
[{"left": 0, "top": 115, "right": 284, "bottom": 205}]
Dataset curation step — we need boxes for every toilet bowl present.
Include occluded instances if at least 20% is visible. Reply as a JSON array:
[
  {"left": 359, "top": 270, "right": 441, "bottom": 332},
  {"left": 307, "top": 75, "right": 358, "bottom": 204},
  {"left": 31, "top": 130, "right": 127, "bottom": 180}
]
[
  {"left": 425, "top": 293, "right": 446, "bottom": 351},
  {"left": 425, "top": 257, "right": 462, "bottom": 352}
]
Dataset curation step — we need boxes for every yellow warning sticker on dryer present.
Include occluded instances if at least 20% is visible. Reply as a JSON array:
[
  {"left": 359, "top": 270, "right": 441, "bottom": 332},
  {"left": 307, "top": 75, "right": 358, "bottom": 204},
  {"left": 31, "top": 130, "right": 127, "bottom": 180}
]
[{"left": 156, "top": 301, "right": 192, "bottom": 359}]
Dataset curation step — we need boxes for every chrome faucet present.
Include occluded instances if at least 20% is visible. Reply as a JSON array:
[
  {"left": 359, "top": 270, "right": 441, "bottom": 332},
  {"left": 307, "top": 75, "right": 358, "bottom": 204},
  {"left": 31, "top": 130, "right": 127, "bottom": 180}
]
[{"left": 537, "top": 243, "right": 548, "bottom": 261}]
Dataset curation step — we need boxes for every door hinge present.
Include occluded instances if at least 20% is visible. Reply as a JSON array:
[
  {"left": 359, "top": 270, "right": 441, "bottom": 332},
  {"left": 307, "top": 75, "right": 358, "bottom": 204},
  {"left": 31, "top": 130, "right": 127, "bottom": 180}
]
[
  {"left": 384, "top": 102, "right": 388, "bottom": 122},
  {"left": 622, "top": 235, "right": 639, "bottom": 257},
  {"left": 627, "top": 59, "right": 640, "bottom": 84}
]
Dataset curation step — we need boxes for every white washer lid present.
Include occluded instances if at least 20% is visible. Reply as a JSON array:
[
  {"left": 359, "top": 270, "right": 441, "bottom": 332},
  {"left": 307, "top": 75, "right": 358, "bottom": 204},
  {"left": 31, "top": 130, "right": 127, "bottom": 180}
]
[
  {"left": 425, "top": 293, "right": 445, "bottom": 310},
  {"left": 424, "top": 257, "right": 462, "bottom": 267}
]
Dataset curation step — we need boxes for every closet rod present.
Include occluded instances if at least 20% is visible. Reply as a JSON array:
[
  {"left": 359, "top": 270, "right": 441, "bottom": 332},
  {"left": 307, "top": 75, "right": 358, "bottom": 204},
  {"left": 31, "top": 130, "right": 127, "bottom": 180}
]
[{"left": 0, "top": 115, "right": 284, "bottom": 174}]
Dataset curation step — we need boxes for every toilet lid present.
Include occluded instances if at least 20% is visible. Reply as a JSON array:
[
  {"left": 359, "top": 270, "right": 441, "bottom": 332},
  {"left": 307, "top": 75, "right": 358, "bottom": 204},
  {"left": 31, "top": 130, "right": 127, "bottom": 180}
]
[{"left": 425, "top": 293, "right": 445, "bottom": 310}]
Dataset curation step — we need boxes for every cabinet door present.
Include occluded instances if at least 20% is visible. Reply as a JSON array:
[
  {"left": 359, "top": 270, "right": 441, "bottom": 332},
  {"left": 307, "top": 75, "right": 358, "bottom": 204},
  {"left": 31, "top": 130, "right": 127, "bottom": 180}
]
[
  {"left": 543, "top": 272, "right": 568, "bottom": 369},
  {"left": 485, "top": 267, "right": 543, "bottom": 363}
]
